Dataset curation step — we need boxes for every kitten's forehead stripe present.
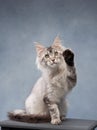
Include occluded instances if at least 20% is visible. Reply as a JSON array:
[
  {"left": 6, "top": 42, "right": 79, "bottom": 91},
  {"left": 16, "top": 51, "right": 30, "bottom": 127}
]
[{"left": 47, "top": 46, "right": 53, "bottom": 53}]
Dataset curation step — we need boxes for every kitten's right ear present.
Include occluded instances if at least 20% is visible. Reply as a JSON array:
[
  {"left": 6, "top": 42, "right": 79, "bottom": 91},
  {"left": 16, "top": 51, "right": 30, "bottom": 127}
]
[{"left": 34, "top": 42, "right": 45, "bottom": 56}]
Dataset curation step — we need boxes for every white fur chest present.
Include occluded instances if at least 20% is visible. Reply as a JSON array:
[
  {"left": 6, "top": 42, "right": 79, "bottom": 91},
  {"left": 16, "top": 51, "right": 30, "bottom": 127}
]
[{"left": 45, "top": 73, "right": 68, "bottom": 103}]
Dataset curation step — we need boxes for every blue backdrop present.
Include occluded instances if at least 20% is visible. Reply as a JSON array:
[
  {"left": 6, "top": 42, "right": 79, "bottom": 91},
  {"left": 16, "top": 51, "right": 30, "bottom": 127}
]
[{"left": 0, "top": 0, "right": 97, "bottom": 121}]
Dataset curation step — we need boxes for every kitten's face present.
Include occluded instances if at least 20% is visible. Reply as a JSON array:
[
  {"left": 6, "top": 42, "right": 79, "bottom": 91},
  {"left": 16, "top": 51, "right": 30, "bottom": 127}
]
[
  {"left": 35, "top": 36, "right": 65, "bottom": 69},
  {"left": 40, "top": 47, "right": 63, "bottom": 68}
]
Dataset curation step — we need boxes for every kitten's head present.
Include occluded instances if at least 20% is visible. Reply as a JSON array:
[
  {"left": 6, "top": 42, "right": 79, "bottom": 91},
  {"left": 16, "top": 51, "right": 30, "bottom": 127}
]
[{"left": 35, "top": 36, "right": 65, "bottom": 70}]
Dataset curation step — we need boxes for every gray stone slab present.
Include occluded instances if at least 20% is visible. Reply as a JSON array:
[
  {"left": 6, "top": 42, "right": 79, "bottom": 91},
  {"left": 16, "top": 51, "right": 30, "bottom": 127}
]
[{"left": 0, "top": 118, "right": 97, "bottom": 130}]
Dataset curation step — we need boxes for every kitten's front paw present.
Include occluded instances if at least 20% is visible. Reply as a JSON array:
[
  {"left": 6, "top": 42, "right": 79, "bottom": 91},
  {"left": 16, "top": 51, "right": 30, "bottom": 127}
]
[
  {"left": 63, "top": 49, "right": 74, "bottom": 66},
  {"left": 61, "top": 116, "right": 66, "bottom": 121},
  {"left": 51, "top": 118, "right": 61, "bottom": 125}
]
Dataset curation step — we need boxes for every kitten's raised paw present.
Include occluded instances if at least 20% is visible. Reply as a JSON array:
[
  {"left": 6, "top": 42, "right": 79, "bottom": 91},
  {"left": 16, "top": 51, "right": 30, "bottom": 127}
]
[
  {"left": 51, "top": 118, "right": 61, "bottom": 125},
  {"left": 63, "top": 49, "right": 74, "bottom": 66}
]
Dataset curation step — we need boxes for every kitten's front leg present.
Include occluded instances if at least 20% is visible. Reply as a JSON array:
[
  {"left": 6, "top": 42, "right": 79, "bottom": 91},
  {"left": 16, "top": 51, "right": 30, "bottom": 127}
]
[
  {"left": 44, "top": 96, "right": 61, "bottom": 125},
  {"left": 63, "top": 49, "right": 77, "bottom": 88},
  {"left": 59, "top": 99, "right": 68, "bottom": 121}
]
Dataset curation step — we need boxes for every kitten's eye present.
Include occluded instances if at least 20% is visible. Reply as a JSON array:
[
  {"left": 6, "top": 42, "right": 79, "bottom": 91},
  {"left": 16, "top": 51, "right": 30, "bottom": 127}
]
[
  {"left": 55, "top": 51, "right": 58, "bottom": 56},
  {"left": 45, "top": 54, "right": 49, "bottom": 58}
]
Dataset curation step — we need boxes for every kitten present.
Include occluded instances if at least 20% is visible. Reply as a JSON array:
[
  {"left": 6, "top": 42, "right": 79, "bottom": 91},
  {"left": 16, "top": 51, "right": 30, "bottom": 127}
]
[{"left": 8, "top": 36, "right": 77, "bottom": 125}]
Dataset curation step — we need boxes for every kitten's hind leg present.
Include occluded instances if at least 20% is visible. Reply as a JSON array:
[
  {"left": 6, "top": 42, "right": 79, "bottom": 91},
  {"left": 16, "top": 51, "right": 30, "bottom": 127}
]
[{"left": 43, "top": 97, "right": 61, "bottom": 125}]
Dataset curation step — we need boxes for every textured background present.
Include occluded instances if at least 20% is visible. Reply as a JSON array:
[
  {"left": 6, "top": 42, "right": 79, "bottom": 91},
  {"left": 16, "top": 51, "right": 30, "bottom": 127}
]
[{"left": 0, "top": 0, "right": 97, "bottom": 121}]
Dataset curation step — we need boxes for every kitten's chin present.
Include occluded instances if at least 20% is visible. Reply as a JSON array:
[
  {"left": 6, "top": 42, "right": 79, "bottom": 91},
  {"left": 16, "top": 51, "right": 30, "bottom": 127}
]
[{"left": 47, "top": 62, "right": 58, "bottom": 68}]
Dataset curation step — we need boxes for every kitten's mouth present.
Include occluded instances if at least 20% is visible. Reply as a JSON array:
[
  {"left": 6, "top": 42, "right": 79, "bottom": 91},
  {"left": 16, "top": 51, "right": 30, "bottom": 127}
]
[
  {"left": 47, "top": 61, "right": 58, "bottom": 67},
  {"left": 50, "top": 62, "right": 57, "bottom": 66}
]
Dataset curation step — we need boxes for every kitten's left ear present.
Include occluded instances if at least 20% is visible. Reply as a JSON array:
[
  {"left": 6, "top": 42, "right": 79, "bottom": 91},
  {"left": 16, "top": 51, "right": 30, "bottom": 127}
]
[
  {"left": 52, "top": 36, "right": 62, "bottom": 47},
  {"left": 34, "top": 42, "right": 45, "bottom": 56}
]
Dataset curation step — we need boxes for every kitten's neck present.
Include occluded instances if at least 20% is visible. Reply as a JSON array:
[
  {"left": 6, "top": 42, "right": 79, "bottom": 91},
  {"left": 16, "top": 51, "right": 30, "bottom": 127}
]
[{"left": 42, "top": 65, "right": 65, "bottom": 81}]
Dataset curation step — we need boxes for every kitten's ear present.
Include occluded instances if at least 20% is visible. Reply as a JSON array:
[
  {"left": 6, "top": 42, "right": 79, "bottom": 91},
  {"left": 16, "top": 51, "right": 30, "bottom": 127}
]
[
  {"left": 52, "top": 36, "right": 62, "bottom": 47},
  {"left": 34, "top": 42, "right": 45, "bottom": 56}
]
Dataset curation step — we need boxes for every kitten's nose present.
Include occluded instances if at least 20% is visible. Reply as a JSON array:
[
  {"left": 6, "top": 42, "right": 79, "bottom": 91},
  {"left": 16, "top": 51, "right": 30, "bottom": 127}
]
[{"left": 52, "top": 59, "right": 55, "bottom": 62}]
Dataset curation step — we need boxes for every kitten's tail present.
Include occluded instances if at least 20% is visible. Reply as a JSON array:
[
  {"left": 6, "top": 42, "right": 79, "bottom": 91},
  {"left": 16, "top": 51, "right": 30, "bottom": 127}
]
[{"left": 8, "top": 109, "right": 50, "bottom": 123}]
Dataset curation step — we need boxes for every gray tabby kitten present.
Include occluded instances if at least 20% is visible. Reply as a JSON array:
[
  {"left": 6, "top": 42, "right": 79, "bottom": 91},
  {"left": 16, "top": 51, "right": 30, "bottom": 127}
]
[{"left": 8, "top": 36, "right": 77, "bottom": 125}]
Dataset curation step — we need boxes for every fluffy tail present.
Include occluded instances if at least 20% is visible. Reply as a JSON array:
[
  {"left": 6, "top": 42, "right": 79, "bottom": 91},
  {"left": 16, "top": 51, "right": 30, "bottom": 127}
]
[{"left": 8, "top": 110, "right": 50, "bottom": 123}]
